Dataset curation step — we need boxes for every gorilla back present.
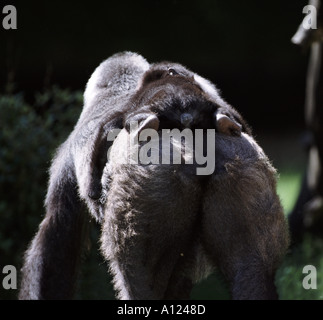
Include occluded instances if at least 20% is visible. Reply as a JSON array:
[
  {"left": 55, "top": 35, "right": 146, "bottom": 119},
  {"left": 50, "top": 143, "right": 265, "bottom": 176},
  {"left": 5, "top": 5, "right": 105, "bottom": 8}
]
[
  {"left": 19, "top": 52, "right": 289, "bottom": 300},
  {"left": 19, "top": 52, "right": 150, "bottom": 299},
  {"left": 101, "top": 127, "right": 289, "bottom": 300}
]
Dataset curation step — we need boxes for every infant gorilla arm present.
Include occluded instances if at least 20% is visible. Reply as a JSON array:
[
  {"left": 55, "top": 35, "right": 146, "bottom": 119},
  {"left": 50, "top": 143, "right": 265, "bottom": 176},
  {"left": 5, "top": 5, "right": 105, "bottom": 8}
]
[{"left": 19, "top": 52, "right": 289, "bottom": 300}]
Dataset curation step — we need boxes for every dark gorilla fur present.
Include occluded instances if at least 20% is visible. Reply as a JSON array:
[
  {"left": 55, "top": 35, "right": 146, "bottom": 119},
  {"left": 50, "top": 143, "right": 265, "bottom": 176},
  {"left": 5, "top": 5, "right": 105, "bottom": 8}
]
[
  {"left": 19, "top": 52, "right": 289, "bottom": 300},
  {"left": 102, "top": 129, "right": 288, "bottom": 299}
]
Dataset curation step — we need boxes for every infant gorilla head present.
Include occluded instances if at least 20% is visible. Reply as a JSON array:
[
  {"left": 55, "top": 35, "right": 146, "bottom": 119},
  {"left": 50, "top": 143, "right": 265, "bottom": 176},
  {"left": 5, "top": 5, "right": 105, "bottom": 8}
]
[{"left": 124, "top": 60, "right": 249, "bottom": 136}]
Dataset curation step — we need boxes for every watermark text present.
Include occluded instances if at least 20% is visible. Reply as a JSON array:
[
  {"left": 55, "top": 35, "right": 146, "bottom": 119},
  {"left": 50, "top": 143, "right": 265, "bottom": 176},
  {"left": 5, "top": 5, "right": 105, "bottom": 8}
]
[
  {"left": 2, "top": 265, "right": 17, "bottom": 290},
  {"left": 302, "top": 265, "right": 317, "bottom": 290},
  {"left": 2, "top": 5, "right": 17, "bottom": 30},
  {"left": 302, "top": 5, "right": 317, "bottom": 30},
  {"left": 107, "top": 123, "right": 222, "bottom": 176}
]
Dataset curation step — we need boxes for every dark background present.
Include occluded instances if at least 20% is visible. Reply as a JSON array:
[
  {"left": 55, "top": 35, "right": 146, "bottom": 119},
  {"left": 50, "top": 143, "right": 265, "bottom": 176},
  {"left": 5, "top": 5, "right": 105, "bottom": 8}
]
[{"left": 1, "top": 0, "right": 308, "bottom": 132}]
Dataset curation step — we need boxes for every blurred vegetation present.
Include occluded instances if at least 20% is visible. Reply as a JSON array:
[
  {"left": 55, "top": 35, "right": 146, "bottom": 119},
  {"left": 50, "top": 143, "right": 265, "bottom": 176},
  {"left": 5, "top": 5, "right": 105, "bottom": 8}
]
[
  {"left": 0, "top": 88, "right": 322, "bottom": 300},
  {"left": 0, "top": 88, "right": 83, "bottom": 299}
]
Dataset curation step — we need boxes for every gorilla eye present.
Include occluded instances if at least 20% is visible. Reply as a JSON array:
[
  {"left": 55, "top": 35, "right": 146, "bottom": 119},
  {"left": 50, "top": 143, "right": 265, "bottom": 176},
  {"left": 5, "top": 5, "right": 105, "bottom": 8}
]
[{"left": 168, "top": 68, "right": 178, "bottom": 76}]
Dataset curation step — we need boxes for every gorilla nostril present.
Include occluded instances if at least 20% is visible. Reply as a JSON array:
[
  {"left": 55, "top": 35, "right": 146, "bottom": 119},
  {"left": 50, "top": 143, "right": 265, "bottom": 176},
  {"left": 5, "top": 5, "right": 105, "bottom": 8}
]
[{"left": 181, "top": 113, "right": 193, "bottom": 127}]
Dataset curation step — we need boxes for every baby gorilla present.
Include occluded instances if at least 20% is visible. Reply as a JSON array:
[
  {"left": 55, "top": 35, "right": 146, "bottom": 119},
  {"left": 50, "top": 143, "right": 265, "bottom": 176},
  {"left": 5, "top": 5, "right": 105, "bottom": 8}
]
[
  {"left": 123, "top": 61, "right": 248, "bottom": 137},
  {"left": 100, "top": 63, "right": 288, "bottom": 299}
]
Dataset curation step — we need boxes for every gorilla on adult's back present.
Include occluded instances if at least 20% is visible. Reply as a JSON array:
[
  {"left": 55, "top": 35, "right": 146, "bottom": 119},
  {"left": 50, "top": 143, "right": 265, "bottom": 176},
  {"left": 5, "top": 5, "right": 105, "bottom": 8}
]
[{"left": 19, "top": 52, "right": 289, "bottom": 300}]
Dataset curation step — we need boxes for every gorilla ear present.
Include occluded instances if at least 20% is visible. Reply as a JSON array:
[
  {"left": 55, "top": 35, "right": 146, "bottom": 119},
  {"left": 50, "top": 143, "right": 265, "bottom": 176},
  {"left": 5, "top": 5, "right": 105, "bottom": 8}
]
[
  {"left": 126, "top": 113, "right": 160, "bottom": 137},
  {"left": 214, "top": 113, "right": 242, "bottom": 137},
  {"left": 138, "top": 114, "right": 160, "bottom": 133}
]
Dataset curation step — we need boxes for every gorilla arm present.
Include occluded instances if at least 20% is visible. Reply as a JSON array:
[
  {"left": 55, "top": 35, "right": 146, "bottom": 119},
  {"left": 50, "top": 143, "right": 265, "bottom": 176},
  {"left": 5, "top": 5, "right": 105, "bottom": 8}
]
[{"left": 19, "top": 52, "right": 149, "bottom": 299}]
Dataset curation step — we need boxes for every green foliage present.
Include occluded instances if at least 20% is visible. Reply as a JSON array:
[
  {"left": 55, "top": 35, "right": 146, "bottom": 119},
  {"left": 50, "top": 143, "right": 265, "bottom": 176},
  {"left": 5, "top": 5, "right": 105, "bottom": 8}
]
[
  {"left": 277, "top": 170, "right": 303, "bottom": 215},
  {"left": 276, "top": 234, "right": 323, "bottom": 300},
  {"left": 191, "top": 272, "right": 230, "bottom": 300},
  {"left": 0, "top": 88, "right": 83, "bottom": 299}
]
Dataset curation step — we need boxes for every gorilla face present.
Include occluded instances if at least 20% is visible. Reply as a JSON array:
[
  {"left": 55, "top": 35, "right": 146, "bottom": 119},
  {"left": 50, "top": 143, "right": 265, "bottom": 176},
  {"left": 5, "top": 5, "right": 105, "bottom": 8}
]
[{"left": 124, "top": 62, "right": 249, "bottom": 137}]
